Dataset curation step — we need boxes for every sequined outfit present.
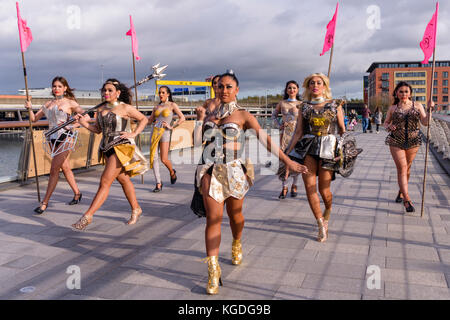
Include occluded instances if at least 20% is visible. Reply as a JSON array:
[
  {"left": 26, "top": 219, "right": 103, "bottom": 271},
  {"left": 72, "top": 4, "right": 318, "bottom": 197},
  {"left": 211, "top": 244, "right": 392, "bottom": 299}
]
[
  {"left": 286, "top": 100, "right": 341, "bottom": 178},
  {"left": 97, "top": 110, "right": 148, "bottom": 177},
  {"left": 196, "top": 105, "right": 255, "bottom": 203},
  {"left": 385, "top": 104, "right": 422, "bottom": 150}
]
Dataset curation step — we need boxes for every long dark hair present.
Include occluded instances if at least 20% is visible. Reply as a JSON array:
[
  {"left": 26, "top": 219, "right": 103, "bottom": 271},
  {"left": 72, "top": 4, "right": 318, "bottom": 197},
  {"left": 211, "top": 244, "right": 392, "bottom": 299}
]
[
  {"left": 159, "top": 86, "right": 174, "bottom": 102},
  {"left": 283, "top": 80, "right": 301, "bottom": 100},
  {"left": 393, "top": 81, "right": 413, "bottom": 105},
  {"left": 52, "top": 76, "right": 76, "bottom": 101},
  {"left": 102, "top": 78, "right": 132, "bottom": 104}
]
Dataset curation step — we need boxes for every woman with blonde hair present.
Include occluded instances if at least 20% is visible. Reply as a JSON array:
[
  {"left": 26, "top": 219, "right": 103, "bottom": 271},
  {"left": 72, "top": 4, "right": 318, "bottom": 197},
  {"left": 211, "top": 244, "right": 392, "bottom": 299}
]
[{"left": 284, "top": 73, "right": 346, "bottom": 242}]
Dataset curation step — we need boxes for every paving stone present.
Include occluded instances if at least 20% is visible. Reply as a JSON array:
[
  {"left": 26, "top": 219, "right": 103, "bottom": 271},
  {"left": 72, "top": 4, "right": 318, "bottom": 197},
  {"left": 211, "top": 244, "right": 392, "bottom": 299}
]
[
  {"left": 385, "top": 282, "right": 450, "bottom": 300},
  {"left": 2, "top": 255, "right": 47, "bottom": 270}
]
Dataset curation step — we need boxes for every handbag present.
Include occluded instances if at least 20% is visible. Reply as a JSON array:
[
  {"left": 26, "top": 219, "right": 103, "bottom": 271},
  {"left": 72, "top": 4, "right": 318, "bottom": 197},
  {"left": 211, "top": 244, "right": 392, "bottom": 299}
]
[
  {"left": 190, "top": 169, "right": 206, "bottom": 218},
  {"left": 319, "top": 134, "right": 337, "bottom": 160}
]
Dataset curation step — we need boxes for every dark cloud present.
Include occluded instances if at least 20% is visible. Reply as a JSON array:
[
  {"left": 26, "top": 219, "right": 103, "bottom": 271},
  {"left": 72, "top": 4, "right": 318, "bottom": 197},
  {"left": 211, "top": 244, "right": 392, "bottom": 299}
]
[{"left": 1, "top": 0, "right": 449, "bottom": 100}]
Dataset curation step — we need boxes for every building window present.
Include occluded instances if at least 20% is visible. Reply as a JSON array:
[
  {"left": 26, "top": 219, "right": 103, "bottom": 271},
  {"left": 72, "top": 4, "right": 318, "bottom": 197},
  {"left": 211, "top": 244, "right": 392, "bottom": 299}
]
[
  {"left": 432, "top": 96, "right": 438, "bottom": 102},
  {"left": 444, "top": 96, "right": 449, "bottom": 102},
  {"left": 443, "top": 72, "right": 449, "bottom": 78},
  {"left": 434, "top": 80, "right": 438, "bottom": 86},
  {"left": 382, "top": 73, "right": 389, "bottom": 80},
  {"left": 444, "top": 88, "right": 449, "bottom": 94},
  {"left": 413, "top": 88, "right": 426, "bottom": 93},
  {"left": 444, "top": 80, "right": 449, "bottom": 86},
  {"left": 433, "top": 88, "right": 438, "bottom": 94},
  {"left": 416, "top": 96, "right": 426, "bottom": 101},
  {"left": 382, "top": 81, "right": 389, "bottom": 88},
  {"left": 435, "top": 72, "right": 438, "bottom": 78},
  {"left": 395, "top": 72, "right": 426, "bottom": 78}
]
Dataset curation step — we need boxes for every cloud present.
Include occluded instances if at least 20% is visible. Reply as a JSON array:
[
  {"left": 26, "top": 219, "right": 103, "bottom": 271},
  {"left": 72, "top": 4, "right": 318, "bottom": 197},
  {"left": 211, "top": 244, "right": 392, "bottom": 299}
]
[{"left": 1, "top": 0, "right": 449, "bottom": 100}]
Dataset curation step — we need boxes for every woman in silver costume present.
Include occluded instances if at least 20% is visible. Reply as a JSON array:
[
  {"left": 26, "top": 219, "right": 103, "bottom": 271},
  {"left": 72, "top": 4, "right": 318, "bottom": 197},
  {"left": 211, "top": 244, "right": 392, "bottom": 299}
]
[
  {"left": 25, "top": 76, "right": 87, "bottom": 214},
  {"left": 72, "top": 79, "right": 148, "bottom": 230},
  {"left": 198, "top": 72, "right": 308, "bottom": 295}
]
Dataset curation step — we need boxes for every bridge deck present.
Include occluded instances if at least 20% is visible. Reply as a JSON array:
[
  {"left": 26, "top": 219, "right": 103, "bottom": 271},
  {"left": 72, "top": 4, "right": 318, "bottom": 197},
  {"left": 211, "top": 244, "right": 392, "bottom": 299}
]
[{"left": 0, "top": 130, "right": 449, "bottom": 300}]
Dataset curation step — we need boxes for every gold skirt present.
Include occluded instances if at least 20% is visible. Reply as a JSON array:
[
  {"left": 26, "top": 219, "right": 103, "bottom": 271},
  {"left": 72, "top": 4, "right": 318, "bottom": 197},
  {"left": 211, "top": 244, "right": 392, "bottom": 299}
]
[
  {"left": 196, "top": 159, "right": 255, "bottom": 203},
  {"left": 105, "top": 143, "right": 149, "bottom": 177}
]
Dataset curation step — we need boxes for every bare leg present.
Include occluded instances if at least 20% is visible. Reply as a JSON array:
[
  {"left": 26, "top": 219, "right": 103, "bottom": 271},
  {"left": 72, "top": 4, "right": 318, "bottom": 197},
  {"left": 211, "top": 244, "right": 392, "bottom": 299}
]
[
  {"left": 390, "top": 146, "right": 410, "bottom": 201},
  {"left": 225, "top": 197, "right": 245, "bottom": 240},
  {"left": 82, "top": 154, "right": 123, "bottom": 219},
  {"left": 318, "top": 165, "right": 333, "bottom": 210},
  {"left": 116, "top": 172, "right": 140, "bottom": 210},
  {"left": 41, "top": 150, "right": 71, "bottom": 205},
  {"left": 202, "top": 174, "right": 225, "bottom": 257},
  {"left": 405, "top": 146, "right": 419, "bottom": 183},
  {"left": 60, "top": 152, "right": 80, "bottom": 197},
  {"left": 301, "top": 156, "right": 322, "bottom": 219}
]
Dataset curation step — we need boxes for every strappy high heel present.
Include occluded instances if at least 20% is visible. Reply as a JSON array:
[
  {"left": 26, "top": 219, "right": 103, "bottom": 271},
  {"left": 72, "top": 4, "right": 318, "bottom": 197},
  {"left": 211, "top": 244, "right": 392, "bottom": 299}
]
[
  {"left": 68, "top": 193, "right": 82, "bottom": 205},
  {"left": 290, "top": 185, "right": 298, "bottom": 198},
  {"left": 395, "top": 191, "right": 403, "bottom": 203},
  {"left": 127, "top": 207, "right": 142, "bottom": 225},
  {"left": 403, "top": 200, "right": 415, "bottom": 213},
  {"left": 71, "top": 215, "right": 93, "bottom": 231},
  {"left": 170, "top": 169, "right": 177, "bottom": 184},
  {"left": 317, "top": 217, "right": 328, "bottom": 243},
  {"left": 278, "top": 186, "right": 288, "bottom": 199},
  {"left": 153, "top": 183, "right": 163, "bottom": 193},
  {"left": 34, "top": 202, "right": 48, "bottom": 214},
  {"left": 231, "top": 239, "right": 243, "bottom": 265},
  {"left": 204, "top": 256, "right": 222, "bottom": 295}
]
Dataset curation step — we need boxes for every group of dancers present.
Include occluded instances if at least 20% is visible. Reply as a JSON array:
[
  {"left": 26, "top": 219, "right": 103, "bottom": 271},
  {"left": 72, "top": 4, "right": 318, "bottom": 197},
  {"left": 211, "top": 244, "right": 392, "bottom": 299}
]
[{"left": 24, "top": 72, "right": 433, "bottom": 295}]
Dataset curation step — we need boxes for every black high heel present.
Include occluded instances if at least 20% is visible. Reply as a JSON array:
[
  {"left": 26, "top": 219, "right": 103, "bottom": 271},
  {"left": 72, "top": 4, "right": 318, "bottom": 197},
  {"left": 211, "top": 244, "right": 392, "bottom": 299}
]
[
  {"left": 291, "top": 185, "right": 298, "bottom": 198},
  {"left": 153, "top": 183, "right": 163, "bottom": 193},
  {"left": 170, "top": 170, "right": 177, "bottom": 184},
  {"left": 278, "top": 186, "right": 288, "bottom": 199},
  {"left": 34, "top": 202, "right": 48, "bottom": 214},
  {"left": 395, "top": 191, "right": 403, "bottom": 203},
  {"left": 68, "top": 193, "right": 82, "bottom": 205},
  {"left": 404, "top": 200, "right": 415, "bottom": 213}
]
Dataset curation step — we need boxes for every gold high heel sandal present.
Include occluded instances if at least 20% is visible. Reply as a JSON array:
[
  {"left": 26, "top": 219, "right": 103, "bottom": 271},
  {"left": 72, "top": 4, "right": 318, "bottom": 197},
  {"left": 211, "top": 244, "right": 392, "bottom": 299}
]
[
  {"left": 317, "top": 217, "right": 328, "bottom": 243},
  {"left": 72, "top": 215, "right": 93, "bottom": 231},
  {"left": 231, "top": 239, "right": 243, "bottom": 265},
  {"left": 127, "top": 207, "right": 142, "bottom": 225},
  {"left": 204, "top": 256, "right": 223, "bottom": 295}
]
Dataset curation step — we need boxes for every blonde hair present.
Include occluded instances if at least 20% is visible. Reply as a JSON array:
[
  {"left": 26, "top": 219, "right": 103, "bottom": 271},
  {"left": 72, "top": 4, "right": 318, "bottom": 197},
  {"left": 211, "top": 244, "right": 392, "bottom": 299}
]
[{"left": 302, "top": 73, "right": 332, "bottom": 101}]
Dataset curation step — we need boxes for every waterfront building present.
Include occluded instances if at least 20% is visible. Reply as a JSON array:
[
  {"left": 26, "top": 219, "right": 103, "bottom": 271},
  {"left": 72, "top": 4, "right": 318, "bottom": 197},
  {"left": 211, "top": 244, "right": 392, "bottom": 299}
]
[{"left": 366, "top": 60, "right": 450, "bottom": 111}]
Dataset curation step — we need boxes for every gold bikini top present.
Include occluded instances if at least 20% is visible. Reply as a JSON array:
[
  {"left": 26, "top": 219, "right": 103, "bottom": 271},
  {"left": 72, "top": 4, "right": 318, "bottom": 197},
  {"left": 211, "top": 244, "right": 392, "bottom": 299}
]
[{"left": 155, "top": 107, "right": 171, "bottom": 118}]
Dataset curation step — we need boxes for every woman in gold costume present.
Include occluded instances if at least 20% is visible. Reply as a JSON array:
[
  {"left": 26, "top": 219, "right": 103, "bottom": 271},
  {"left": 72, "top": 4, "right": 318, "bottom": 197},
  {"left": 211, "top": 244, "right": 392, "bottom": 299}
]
[
  {"left": 285, "top": 73, "right": 346, "bottom": 243},
  {"left": 72, "top": 79, "right": 148, "bottom": 230}
]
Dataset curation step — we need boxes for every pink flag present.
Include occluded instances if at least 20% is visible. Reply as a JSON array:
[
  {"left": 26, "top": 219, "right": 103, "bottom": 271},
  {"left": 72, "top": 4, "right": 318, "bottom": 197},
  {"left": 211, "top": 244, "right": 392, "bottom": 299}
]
[
  {"left": 320, "top": 2, "right": 339, "bottom": 56},
  {"left": 126, "top": 15, "right": 140, "bottom": 60},
  {"left": 420, "top": 2, "right": 439, "bottom": 64},
  {"left": 16, "top": 2, "right": 33, "bottom": 52}
]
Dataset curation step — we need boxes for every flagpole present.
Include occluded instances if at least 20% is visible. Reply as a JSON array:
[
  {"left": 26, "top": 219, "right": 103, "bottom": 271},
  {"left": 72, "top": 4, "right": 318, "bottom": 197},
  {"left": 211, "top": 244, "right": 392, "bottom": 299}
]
[
  {"left": 420, "top": 49, "right": 436, "bottom": 218},
  {"left": 327, "top": 44, "right": 334, "bottom": 79},
  {"left": 131, "top": 51, "right": 144, "bottom": 184},
  {"left": 21, "top": 51, "right": 41, "bottom": 202}
]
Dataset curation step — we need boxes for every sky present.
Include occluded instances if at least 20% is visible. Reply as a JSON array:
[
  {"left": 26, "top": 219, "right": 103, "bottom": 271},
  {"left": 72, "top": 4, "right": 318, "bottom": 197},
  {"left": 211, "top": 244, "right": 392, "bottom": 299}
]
[{"left": 1, "top": 0, "right": 449, "bottom": 99}]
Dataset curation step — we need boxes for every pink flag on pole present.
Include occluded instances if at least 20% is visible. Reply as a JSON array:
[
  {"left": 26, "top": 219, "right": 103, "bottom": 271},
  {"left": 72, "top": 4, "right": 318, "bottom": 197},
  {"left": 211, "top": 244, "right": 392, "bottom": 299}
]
[
  {"left": 320, "top": 2, "right": 339, "bottom": 56},
  {"left": 420, "top": 2, "right": 439, "bottom": 64},
  {"left": 126, "top": 15, "right": 140, "bottom": 61},
  {"left": 16, "top": 2, "right": 33, "bottom": 52}
]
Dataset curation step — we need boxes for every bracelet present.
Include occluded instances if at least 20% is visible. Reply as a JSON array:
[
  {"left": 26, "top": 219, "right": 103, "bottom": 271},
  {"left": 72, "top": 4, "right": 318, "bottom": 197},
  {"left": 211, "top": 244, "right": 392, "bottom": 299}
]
[{"left": 195, "top": 120, "right": 204, "bottom": 127}]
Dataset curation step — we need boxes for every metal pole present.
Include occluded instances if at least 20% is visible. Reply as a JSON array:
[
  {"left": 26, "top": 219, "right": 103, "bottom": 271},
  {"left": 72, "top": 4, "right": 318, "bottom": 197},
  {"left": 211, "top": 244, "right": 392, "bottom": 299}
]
[
  {"left": 327, "top": 44, "right": 334, "bottom": 79},
  {"left": 131, "top": 52, "right": 144, "bottom": 184},
  {"left": 421, "top": 47, "right": 436, "bottom": 218}
]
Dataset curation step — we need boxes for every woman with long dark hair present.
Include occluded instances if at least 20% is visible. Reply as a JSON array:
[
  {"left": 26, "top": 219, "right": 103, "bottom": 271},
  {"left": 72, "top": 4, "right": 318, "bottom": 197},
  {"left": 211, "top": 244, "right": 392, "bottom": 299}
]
[
  {"left": 284, "top": 73, "right": 346, "bottom": 243},
  {"left": 147, "top": 86, "right": 185, "bottom": 192},
  {"left": 25, "top": 76, "right": 87, "bottom": 214},
  {"left": 196, "top": 72, "right": 307, "bottom": 295},
  {"left": 272, "top": 80, "right": 302, "bottom": 199},
  {"left": 72, "top": 78, "right": 148, "bottom": 230},
  {"left": 384, "top": 81, "right": 432, "bottom": 212}
]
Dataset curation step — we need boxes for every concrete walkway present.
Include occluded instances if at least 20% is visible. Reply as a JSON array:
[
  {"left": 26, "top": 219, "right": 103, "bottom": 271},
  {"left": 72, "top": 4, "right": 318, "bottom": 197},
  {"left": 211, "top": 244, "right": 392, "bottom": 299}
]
[{"left": 0, "top": 129, "right": 449, "bottom": 300}]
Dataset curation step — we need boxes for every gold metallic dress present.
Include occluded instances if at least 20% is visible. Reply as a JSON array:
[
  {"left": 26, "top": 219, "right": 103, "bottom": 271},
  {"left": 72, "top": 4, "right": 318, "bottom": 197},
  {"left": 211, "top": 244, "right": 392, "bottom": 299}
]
[{"left": 97, "top": 111, "right": 148, "bottom": 177}]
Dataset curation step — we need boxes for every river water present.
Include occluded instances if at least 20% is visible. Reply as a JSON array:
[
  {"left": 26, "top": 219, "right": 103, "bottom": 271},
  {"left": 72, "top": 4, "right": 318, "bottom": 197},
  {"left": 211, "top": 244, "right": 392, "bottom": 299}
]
[{"left": 0, "top": 134, "right": 23, "bottom": 182}]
